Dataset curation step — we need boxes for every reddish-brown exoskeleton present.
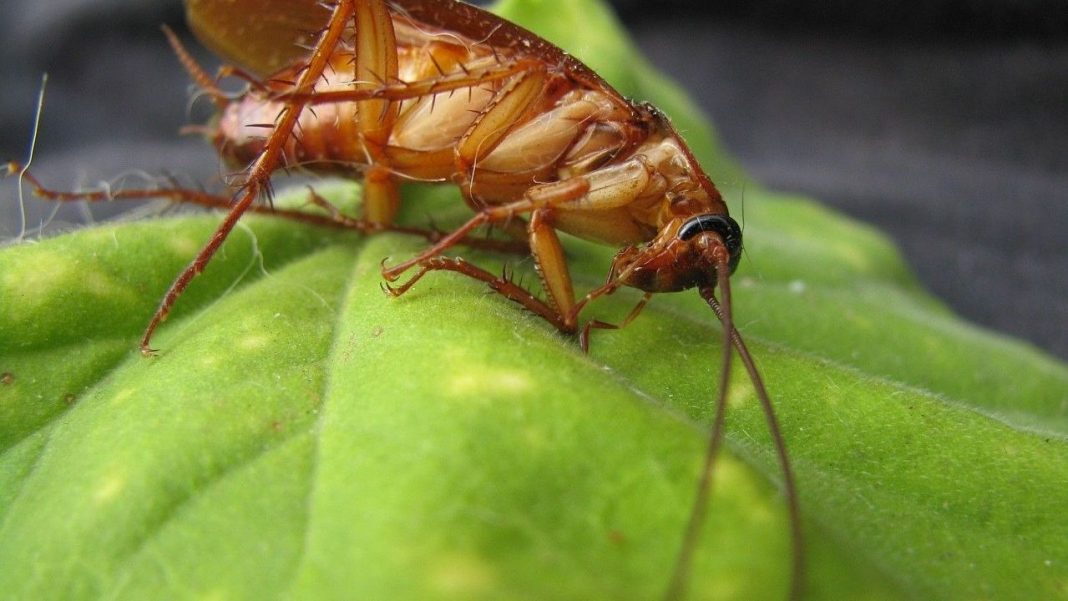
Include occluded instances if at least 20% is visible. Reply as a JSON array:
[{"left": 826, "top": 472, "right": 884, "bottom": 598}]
[{"left": 11, "top": 1, "right": 802, "bottom": 598}]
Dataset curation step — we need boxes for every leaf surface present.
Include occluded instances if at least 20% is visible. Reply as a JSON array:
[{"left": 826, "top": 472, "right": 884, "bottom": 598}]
[{"left": 1, "top": 1, "right": 1067, "bottom": 600}]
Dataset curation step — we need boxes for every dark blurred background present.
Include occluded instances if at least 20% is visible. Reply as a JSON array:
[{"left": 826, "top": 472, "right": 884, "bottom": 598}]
[{"left": 2, "top": 0, "right": 1066, "bottom": 360}]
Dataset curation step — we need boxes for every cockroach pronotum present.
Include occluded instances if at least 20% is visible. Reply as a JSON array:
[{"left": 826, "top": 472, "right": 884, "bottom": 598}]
[{"left": 9, "top": 0, "right": 803, "bottom": 598}]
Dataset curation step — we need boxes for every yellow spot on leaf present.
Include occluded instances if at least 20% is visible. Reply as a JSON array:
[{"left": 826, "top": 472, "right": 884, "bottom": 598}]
[
  {"left": 691, "top": 573, "right": 742, "bottom": 601},
  {"left": 238, "top": 333, "right": 270, "bottom": 351},
  {"left": 167, "top": 235, "right": 200, "bottom": 257},
  {"left": 1, "top": 249, "right": 75, "bottom": 313},
  {"left": 448, "top": 369, "right": 532, "bottom": 397},
  {"left": 93, "top": 472, "right": 125, "bottom": 504},
  {"left": 80, "top": 269, "right": 136, "bottom": 304},
  {"left": 711, "top": 457, "right": 744, "bottom": 496},
  {"left": 197, "top": 589, "right": 229, "bottom": 601},
  {"left": 522, "top": 426, "right": 548, "bottom": 449},
  {"left": 112, "top": 387, "right": 138, "bottom": 404},
  {"left": 429, "top": 552, "right": 495, "bottom": 596},
  {"left": 726, "top": 385, "right": 752, "bottom": 409},
  {"left": 833, "top": 240, "right": 875, "bottom": 272}
]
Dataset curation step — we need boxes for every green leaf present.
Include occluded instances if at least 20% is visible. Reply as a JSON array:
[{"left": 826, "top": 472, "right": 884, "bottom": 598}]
[{"left": 2, "top": 0, "right": 1067, "bottom": 599}]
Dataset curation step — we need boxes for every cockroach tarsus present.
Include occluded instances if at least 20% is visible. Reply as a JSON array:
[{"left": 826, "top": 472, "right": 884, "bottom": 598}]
[{"left": 8, "top": 0, "right": 803, "bottom": 598}]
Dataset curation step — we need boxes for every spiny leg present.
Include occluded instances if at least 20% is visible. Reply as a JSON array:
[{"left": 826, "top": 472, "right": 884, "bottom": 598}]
[
  {"left": 379, "top": 179, "right": 590, "bottom": 338},
  {"left": 384, "top": 256, "right": 569, "bottom": 332},
  {"left": 379, "top": 177, "right": 589, "bottom": 281},
  {"left": 302, "top": 186, "right": 527, "bottom": 253},
  {"left": 383, "top": 228, "right": 652, "bottom": 349},
  {"left": 276, "top": 58, "right": 539, "bottom": 107},
  {"left": 386, "top": 254, "right": 648, "bottom": 349},
  {"left": 6, "top": 162, "right": 362, "bottom": 230},
  {"left": 6, "top": 161, "right": 529, "bottom": 253},
  {"left": 383, "top": 143, "right": 667, "bottom": 339},
  {"left": 136, "top": 0, "right": 357, "bottom": 355}
]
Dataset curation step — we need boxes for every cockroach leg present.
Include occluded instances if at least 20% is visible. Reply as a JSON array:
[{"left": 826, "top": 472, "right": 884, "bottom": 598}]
[
  {"left": 578, "top": 320, "right": 617, "bottom": 353},
  {"left": 6, "top": 161, "right": 530, "bottom": 257},
  {"left": 381, "top": 210, "right": 492, "bottom": 279},
  {"left": 275, "top": 58, "right": 538, "bottom": 107},
  {"left": 354, "top": 0, "right": 399, "bottom": 149},
  {"left": 352, "top": 0, "right": 401, "bottom": 228},
  {"left": 528, "top": 208, "right": 575, "bottom": 316},
  {"left": 302, "top": 185, "right": 527, "bottom": 252},
  {"left": 383, "top": 256, "right": 569, "bottom": 331},
  {"left": 137, "top": 0, "right": 357, "bottom": 355},
  {"left": 578, "top": 291, "right": 652, "bottom": 353},
  {"left": 381, "top": 178, "right": 588, "bottom": 306}
]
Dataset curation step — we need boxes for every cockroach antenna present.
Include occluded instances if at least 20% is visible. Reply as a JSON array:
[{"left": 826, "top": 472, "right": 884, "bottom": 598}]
[{"left": 12, "top": 73, "right": 50, "bottom": 243}]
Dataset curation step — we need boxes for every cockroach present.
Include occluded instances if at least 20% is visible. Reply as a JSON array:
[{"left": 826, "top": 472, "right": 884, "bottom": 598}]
[{"left": 10, "top": 0, "right": 803, "bottom": 598}]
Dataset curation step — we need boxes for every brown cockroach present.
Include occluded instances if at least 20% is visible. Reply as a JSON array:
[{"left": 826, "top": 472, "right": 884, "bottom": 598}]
[{"left": 11, "top": 0, "right": 802, "bottom": 598}]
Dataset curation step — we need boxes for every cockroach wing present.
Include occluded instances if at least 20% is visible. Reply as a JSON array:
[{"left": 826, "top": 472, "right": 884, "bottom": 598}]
[
  {"left": 185, "top": 0, "right": 614, "bottom": 90},
  {"left": 185, "top": 0, "right": 333, "bottom": 75}
]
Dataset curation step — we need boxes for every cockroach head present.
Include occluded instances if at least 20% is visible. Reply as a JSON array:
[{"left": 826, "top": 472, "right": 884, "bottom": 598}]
[
  {"left": 678, "top": 214, "right": 742, "bottom": 273},
  {"left": 609, "top": 213, "right": 742, "bottom": 293}
]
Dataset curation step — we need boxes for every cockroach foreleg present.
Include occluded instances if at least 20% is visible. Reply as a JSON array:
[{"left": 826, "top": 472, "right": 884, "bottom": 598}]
[
  {"left": 578, "top": 292, "right": 652, "bottom": 353},
  {"left": 383, "top": 154, "right": 663, "bottom": 336}
]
